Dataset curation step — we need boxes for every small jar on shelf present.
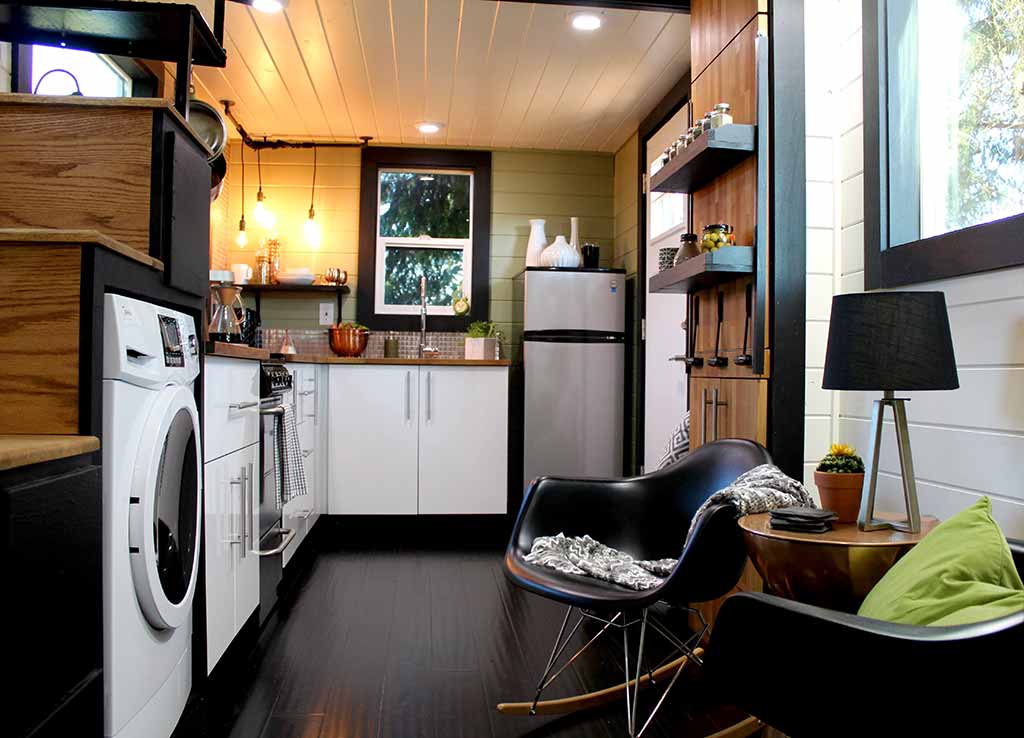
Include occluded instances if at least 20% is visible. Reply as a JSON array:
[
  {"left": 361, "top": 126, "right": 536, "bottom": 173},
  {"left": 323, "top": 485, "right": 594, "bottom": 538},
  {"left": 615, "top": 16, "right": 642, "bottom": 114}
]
[
  {"left": 710, "top": 102, "right": 733, "bottom": 128},
  {"left": 700, "top": 223, "right": 736, "bottom": 253},
  {"left": 674, "top": 232, "right": 701, "bottom": 265}
]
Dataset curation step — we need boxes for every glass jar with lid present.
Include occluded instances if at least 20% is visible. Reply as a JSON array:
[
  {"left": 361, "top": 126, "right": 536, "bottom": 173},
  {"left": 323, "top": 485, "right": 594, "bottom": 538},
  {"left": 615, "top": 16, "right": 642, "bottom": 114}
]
[
  {"left": 690, "top": 124, "right": 703, "bottom": 140},
  {"left": 710, "top": 103, "right": 733, "bottom": 128},
  {"left": 701, "top": 223, "right": 735, "bottom": 252},
  {"left": 675, "top": 232, "right": 700, "bottom": 265}
]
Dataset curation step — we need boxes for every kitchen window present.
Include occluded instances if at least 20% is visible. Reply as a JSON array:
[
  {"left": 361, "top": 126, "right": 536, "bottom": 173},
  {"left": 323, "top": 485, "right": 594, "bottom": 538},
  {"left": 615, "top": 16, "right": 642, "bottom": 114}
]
[
  {"left": 375, "top": 168, "right": 473, "bottom": 316},
  {"left": 30, "top": 45, "right": 132, "bottom": 96},
  {"left": 358, "top": 148, "right": 491, "bottom": 331}
]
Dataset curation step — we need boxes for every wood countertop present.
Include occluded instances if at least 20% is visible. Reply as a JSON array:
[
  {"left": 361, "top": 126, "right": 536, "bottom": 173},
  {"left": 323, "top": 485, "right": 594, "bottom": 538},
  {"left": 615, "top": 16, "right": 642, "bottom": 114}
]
[
  {"left": 272, "top": 354, "right": 512, "bottom": 367},
  {"left": 205, "top": 342, "right": 272, "bottom": 361},
  {"left": 0, "top": 435, "right": 100, "bottom": 471},
  {"left": 0, "top": 228, "right": 164, "bottom": 270}
]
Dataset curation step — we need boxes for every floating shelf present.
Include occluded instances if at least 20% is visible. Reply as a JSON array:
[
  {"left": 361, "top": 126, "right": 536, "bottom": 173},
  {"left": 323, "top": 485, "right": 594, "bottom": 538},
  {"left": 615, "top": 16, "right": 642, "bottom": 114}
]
[
  {"left": 244, "top": 284, "right": 351, "bottom": 295},
  {"left": 648, "top": 247, "right": 754, "bottom": 294},
  {"left": 650, "top": 124, "right": 756, "bottom": 194},
  {"left": 0, "top": 1, "right": 227, "bottom": 67}
]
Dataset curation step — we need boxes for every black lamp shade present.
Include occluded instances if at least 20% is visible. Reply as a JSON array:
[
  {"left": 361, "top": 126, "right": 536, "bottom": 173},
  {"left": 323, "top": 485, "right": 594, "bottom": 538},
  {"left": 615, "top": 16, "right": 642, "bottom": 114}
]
[{"left": 822, "top": 292, "right": 959, "bottom": 391}]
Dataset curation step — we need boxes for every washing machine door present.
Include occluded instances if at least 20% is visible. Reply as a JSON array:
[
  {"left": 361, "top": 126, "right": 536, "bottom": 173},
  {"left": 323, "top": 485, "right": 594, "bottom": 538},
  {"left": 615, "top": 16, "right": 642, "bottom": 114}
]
[{"left": 129, "top": 384, "right": 202, "bottom": 630}]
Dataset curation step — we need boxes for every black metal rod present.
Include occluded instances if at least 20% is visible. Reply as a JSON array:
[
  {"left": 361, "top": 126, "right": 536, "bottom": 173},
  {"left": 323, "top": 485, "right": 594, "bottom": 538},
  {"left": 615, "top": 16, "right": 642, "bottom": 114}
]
[
  {"left": 221, "top": 101, "right": 372, "bottom": 150},
  {"left": 174, "top": 13, "right": 193, "bottom": 119}
]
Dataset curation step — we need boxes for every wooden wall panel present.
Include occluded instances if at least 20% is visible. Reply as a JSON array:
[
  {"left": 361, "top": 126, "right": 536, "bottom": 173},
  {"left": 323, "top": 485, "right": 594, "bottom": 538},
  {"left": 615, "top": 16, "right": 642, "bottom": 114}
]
[
  {"left": 0, "top": 105, "right": 153, "bottom": 253},
  {"left": 690, "top": 0, "right": 764, "bottom": 78},
  {"left": 0, "top": 246, "right": 81, "bottom": 434}
]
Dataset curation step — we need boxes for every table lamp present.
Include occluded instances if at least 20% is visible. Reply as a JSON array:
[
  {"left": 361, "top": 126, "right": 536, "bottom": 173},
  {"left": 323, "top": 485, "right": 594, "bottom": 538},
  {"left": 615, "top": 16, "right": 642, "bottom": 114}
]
[{"left": 822, "top": 292, "right": 958, "bottom": 533}]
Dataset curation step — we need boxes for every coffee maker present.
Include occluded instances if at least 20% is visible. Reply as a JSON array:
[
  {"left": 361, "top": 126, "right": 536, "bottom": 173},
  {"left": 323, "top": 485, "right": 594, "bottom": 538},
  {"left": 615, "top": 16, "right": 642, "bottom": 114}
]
[{"left": 208, "top": 270, "right": 245, "bottom": 344}]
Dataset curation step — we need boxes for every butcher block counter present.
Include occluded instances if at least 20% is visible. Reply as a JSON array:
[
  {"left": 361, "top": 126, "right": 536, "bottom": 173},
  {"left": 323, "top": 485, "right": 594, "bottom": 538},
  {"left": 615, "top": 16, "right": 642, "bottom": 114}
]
[
  {"left": 0, "top": 435, "right": 100, "bottom": 471},
  {"left": 272, "top": 354, "right": 511, "bottom": 367}
]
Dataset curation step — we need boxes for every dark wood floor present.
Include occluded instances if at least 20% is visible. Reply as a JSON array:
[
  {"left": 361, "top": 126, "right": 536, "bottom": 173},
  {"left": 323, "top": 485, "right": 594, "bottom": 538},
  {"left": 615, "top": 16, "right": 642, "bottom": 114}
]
[{"left": 212, "top": 536, "right": 746, "bottom": 738}]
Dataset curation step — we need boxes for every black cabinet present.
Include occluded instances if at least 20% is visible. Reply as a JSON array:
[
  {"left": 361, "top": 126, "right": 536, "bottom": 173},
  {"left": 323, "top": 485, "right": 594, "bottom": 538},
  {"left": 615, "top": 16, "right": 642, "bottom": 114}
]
[
  {"left": 2, "top": 460, "right": 102, "bottom": 738},
  {"left": 152, "top": 112, "right": 212, "bottom": 299}
]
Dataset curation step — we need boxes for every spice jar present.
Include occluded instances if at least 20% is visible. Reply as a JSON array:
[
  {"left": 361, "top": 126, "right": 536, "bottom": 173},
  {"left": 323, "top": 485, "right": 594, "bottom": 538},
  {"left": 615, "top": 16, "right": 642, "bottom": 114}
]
[
  {"left": 699, "top": 116, "right": 712, "bottom": 134},
  {"left": 701, "top": 224, "right": 735, "bottom": 253},
  {"left": 690, "top": 124, "right": 703, "bottom": 140},
  {"left": 674, "top": 232, "right": 700, "bottom": 265},
  {"left": 710, "top": 102, "right": 733, "bottom": 128},
  {"left": 383, "top": 331, "right": 400, "bottom": 358}
]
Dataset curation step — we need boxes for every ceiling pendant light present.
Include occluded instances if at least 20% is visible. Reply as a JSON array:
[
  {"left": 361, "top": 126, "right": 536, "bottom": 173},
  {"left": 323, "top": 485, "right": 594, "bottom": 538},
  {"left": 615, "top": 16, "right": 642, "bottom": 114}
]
[
  {"left": 304, "top": 145, "right": 321, "bottom": 250},
  {"left": 236, "top": 145, "right": 248, "bottom": 247},
  {"left": 253, "top": 148, "right": 276, "bottom": 229}
]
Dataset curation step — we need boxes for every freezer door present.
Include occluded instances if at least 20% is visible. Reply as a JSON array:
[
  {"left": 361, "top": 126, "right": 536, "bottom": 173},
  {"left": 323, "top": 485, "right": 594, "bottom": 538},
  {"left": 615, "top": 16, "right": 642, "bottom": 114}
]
[
  {"left": 523, "top": 339, "right": 624, "bottom": 486},
  {"left": 525, "top": 270, "right": 625, "bottom": 333}
]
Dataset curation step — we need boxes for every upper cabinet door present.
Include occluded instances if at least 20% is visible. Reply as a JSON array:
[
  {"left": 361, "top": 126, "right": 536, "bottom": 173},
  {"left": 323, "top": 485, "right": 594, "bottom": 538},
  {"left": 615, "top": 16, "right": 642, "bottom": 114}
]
[
  {"left": 203, "top": 357, "right": 260, "bottom": 463},
  {"left": 328, "top": 366, "right": 419, "bottom": 515},
  {"left": 418, "top": 367, "right": 509, "bottom": 515}
]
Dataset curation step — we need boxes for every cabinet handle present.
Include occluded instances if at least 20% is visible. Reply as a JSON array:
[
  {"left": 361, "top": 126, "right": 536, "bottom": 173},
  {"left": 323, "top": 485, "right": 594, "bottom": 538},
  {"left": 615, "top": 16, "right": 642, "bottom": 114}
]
[
  {"left": 302, "top": 449, "right": 313, "bottom": 458},
  {"left": 229, "top": 474, "right": 243, "bottom": 544},
  {"left": 242, "top": 465, "right": 251, "bottom": 559},
  {"left": 298, "top": 390, "right": 315, "bottom": 396},
  {"left": 229, "top": 400, "right": 258, "bottom": 411},
  {"left": 404, "top": 370, "right": 411, "bottom": 421},
  {"left": 700, "top": 388, "right": 708, "bottom": 445},
  {"left": 711, "top": 388, "right": 720, "bottom": 442},
  {"left": 426, "top": 371, "right": 432, "bottom": 422}
]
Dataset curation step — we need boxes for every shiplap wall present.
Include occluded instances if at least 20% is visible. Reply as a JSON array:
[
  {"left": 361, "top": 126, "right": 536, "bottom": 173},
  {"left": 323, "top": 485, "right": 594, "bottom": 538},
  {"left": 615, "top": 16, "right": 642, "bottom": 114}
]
[
  {"left": 218, "top": 143, "right": 615, "bottom": 354},
  {"left": 814, "top": 0, "right": 1024, "bottom": 537},
  {"left": 0, "top": 43, "right": 11, "bottom": 93}
]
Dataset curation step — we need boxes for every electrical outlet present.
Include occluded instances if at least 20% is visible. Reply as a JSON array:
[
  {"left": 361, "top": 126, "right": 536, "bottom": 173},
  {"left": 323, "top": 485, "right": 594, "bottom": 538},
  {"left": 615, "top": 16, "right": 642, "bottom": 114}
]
[{"left": 318, "top": 302, "right": 335, "bottom": 326}]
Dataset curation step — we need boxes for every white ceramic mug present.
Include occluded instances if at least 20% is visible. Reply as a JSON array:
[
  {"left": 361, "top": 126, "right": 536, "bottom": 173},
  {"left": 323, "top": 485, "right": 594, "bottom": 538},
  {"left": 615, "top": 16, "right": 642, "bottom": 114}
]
[{"left": 231, "top": 263, "right": 253, "bottom": 284}]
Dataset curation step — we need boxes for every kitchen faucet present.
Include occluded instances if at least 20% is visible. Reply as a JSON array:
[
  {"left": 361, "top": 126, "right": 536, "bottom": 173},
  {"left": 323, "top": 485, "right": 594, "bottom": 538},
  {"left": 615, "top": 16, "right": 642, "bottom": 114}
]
[{"left": 419, "top": 275, "right": 440, "bottom": 358}]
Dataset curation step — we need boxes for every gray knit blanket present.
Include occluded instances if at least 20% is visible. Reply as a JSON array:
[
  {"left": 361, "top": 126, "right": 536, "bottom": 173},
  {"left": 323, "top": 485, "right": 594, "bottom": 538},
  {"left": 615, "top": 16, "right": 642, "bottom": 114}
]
[{"left": 524, "top": 464, "right": 814, "bottom": 591}]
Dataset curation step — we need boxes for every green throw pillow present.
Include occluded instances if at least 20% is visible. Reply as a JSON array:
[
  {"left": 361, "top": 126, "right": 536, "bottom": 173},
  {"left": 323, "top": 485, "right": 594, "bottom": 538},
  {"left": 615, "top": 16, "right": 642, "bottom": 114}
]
[{"left": 858, "top": 497, "right": 1024, "bottom": 626}]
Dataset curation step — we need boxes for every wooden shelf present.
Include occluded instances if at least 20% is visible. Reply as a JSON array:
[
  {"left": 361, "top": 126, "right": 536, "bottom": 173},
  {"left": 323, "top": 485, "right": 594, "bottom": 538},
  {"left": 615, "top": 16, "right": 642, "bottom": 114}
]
[
  {"left": 0, "top": 1, "right": 227, "bottom": 67},
  {"left": 648, "top": 247, "right": 754, "bottom": 294},
  {"left": 244, "top": 283, "right": 350, "bottom": 295},
  {"left": 650, "top": 124, "right": 756, "bottom": 194}
]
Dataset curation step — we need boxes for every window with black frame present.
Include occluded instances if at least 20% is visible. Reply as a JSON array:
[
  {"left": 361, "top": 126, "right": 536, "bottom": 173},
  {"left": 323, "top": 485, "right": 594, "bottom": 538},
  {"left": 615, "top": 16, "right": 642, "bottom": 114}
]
[{"left": 864, "top": 0, "right": 1024, "bottom": 288}]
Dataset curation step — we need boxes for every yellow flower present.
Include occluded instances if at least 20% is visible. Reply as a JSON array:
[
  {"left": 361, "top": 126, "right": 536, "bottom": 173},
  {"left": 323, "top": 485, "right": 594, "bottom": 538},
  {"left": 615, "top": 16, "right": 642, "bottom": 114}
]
[{"left": 829, "top": 443, "right": 857, "bottom": 457}]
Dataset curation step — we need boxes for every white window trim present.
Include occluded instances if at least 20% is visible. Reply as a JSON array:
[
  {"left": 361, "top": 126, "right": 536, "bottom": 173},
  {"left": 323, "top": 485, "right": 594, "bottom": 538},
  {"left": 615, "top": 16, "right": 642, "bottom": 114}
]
[{"left": 374, "top": 167, "right": 474, "bottom": 317}]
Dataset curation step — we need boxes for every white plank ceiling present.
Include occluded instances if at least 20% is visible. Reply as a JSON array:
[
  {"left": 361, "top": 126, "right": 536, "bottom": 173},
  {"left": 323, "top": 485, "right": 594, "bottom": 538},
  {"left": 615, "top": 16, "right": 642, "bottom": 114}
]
[{"left": 192, "top": 0, "right": 690, "bottom": 152}]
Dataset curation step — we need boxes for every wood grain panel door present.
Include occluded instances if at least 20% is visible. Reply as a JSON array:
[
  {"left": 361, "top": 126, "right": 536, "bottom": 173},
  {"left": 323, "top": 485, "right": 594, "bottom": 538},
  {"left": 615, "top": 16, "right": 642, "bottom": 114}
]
[
  {"left": 715, "top": 378, "right": 768, "bottom": 445},
  {"left": 689, "top": 377, "right": 718, "bottom": 451}
]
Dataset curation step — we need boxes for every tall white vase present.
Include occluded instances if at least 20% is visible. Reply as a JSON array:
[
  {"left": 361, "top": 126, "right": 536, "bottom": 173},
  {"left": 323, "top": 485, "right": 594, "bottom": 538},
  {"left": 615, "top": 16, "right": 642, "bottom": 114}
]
[
  {"left": 526, "top": 219, "right": 547, "bottom": 268},
  {"left": 569, "top": 216, "right": 581, "bottom": 260}
]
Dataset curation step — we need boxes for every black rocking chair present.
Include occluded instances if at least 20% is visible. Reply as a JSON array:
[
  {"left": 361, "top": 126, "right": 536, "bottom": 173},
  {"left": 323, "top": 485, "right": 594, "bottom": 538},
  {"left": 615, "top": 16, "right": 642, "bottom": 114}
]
[{"left": 502, "top": 439, "right": 772, "bottom": 737}]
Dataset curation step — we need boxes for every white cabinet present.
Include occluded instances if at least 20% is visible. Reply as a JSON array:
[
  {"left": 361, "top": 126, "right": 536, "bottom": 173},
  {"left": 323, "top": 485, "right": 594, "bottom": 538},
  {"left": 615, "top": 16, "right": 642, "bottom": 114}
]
[
  {"left": 283, "top": 363, "right": 329, "bottom": 567},
  {"left": 418, "top": 367, "right": 509, "bottom": 514},
  {"left": 328, "top": 364, "right": 508, "bottom": 515},
  {"left": 328, "top": 365, "right": 420, "bottom": 515},
  {"left": 203, "top": 356, "right": 260, "bottom": 462},
  {"left": 203, "top": 442, "right": 259, "bottom": 674}
]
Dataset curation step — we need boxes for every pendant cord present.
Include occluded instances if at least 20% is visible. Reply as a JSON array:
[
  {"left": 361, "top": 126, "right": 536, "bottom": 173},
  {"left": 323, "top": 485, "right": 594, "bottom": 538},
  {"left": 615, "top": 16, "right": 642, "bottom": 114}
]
[
  {"left": 257, "top": 147, "right": 263, "bottom": 192},
  {"left": 309, "top": 145, "right": 317, "bottom": 211},
  {"left": 239, "top": 144, "right": 245, "bottom": 217}
]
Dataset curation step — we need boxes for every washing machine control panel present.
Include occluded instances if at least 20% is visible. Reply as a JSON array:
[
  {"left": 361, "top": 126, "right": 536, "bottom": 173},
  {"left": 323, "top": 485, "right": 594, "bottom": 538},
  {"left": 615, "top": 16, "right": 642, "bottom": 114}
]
[{"left": 158, "top": 315, "right": 184, "bottom": 367}]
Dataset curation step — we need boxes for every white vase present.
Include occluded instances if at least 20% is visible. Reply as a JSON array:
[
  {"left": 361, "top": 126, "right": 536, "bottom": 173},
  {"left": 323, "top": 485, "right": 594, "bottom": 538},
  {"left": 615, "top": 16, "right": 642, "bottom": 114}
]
[
  {"left": 525, "top": 219, "right": 547, "bottom": 267},
  {"left": 569, "top": 216, "right": 581, "bottom": 260},
  {"left": 540, "top": 235, "right": 581, "bottom": 268}
]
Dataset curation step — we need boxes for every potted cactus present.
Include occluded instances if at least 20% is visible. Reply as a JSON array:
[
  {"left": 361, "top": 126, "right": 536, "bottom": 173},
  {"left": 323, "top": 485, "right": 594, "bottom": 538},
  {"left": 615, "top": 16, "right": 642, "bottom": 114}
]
[{"left": 814, "top": 444, "right": 866, "bottom": 523}]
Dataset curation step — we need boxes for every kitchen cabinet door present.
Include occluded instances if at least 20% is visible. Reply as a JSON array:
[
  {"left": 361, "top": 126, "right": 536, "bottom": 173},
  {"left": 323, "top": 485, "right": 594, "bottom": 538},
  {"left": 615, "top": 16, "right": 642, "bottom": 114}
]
[
  {"left": 689, "top": 378, "right": 719, "bottom": 451},
  {"left": 329, "top": 365, "right": 419, "bottom": 514},
  {"left": 204, "top": 357, "right": 260, "bottom": 463},
  {"left": 418, "top": 367, "right": 509, "bottom": 514},
  {"left": 204, "top": 443, "right": 259, "bottom": 675},
  {"left": 716, "top": 378, "right": 768, "bottom": 445}
]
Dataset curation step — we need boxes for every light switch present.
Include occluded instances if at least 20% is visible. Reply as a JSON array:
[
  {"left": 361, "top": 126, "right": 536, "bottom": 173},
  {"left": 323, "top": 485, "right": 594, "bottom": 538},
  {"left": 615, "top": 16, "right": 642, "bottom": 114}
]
[{"left": 319, "top": 302, "right": 335, "bottom": 326}]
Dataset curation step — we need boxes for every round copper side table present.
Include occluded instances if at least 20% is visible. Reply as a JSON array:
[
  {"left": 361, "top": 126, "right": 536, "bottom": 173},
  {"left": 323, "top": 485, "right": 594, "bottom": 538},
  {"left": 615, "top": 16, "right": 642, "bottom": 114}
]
[{"left": 738, "top": 513, "right": 939, "bottom": 613}]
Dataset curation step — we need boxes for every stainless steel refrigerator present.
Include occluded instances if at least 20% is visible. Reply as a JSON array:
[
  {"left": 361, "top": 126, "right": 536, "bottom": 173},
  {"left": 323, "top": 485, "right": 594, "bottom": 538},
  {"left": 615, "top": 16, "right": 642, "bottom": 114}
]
[{"left": 522, "top": 267, "right": 626, "bottom": 486}]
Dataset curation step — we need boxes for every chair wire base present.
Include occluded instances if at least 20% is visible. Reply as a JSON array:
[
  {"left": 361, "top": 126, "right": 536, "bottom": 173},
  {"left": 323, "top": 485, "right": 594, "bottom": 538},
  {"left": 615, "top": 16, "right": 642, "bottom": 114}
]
[{"left": 528, "top": 604, "right": 709, "bottom": 737}]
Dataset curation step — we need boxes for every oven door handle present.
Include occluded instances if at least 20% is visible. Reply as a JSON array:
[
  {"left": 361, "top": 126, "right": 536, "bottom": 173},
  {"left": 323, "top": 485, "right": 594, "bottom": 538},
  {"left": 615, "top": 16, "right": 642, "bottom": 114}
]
[
  {"left": 260, "top": 405, "right": 286, "bottom": 416},
  {"left": 254, "top": 527, "right": 296, "bottom": 557}
]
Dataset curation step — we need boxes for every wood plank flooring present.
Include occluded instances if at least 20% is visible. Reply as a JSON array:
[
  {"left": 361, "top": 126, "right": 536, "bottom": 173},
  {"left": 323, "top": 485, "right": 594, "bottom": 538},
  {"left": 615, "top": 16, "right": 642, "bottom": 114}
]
[{"left": 212, "top": 535, "right": 748, "bottom": 738}]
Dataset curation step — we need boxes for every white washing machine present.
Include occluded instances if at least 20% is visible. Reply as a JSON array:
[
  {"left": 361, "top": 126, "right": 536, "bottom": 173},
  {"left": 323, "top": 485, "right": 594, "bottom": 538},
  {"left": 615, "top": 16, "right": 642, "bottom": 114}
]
[{"left": 102, "top": 294, "right": 202, "bottom": 738}]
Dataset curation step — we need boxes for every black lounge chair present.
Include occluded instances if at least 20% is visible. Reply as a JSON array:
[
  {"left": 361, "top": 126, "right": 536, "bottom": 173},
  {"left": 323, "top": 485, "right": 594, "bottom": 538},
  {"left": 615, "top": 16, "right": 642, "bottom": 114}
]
[{"left": 501, "top": 439, "right": 772, "bottom": 737}]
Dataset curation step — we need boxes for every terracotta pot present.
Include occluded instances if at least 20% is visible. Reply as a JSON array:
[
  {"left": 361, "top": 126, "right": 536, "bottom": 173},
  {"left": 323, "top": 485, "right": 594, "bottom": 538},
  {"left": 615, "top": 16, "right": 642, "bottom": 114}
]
[
  {"left": 814, "top": 471, "right": 865, "bottom": 524},
  {"left": 328, "top": 327, "right": 369, "bottom": 357}
]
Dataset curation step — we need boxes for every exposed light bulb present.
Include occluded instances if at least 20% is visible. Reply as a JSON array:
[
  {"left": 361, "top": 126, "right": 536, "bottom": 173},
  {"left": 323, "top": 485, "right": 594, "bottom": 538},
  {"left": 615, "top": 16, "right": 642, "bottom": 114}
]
[
  {"left": 235, "top": 215, "right": 248, "bottom": 247},
  {"left": 252, "top": 0, "right": 284, "bottom": 13},
  {"left": 253, "top": 190, "right": 276, "bottom": 229},
  {"left": 570, "top": 12, "right": 602, "bottom": 31},
  {"left": 416, "top": 121, "right": 442, "bottom": 134},
  {"left": 304, "top": 207, "right": 321, "bottom": 249}
]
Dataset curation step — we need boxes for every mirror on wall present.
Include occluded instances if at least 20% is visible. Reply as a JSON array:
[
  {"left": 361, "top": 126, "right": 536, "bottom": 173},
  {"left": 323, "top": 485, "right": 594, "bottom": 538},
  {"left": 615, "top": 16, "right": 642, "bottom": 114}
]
[{"left": 885, "top": 0, "right": 1024, "bottom": 247}]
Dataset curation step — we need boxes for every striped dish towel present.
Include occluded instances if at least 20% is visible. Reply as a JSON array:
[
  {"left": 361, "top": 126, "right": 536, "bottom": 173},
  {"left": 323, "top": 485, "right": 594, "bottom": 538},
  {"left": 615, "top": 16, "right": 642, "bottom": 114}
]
[{"left": 273, "top": 404, "right": 308, "bottom": 508}]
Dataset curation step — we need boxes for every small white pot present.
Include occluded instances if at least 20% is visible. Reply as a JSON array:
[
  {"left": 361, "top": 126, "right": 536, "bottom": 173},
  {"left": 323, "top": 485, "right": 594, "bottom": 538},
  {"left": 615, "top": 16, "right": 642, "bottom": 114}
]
[
  {"left": 540, "top": 235, "right": 581, "bottom": 268},
  {"left": 465, "top": 337, "right": 498, "bottom": 360}
]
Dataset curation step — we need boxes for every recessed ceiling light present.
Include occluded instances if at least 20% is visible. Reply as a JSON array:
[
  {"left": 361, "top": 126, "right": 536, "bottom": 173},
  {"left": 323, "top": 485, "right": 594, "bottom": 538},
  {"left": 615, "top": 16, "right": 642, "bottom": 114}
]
[
  {"left": 416, "top": 122, "right": 443, "bottom": 134},
  {"left": 569, "top": 12, "right": 603, "bottom": 31},
  {"left": 250, "top": 0, "right": 286, "bottom": 13}
]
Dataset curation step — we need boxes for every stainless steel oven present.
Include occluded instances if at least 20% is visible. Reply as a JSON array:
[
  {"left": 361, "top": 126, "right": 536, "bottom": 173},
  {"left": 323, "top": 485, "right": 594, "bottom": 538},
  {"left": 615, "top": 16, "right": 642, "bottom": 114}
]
[{"left": 256, "top": 363, "right": 296, "bottom": 624}]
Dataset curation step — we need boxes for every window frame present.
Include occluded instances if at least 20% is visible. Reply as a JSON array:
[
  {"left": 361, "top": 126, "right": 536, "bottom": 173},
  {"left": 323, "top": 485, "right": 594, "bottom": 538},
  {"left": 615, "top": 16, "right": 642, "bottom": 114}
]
[
  {"left": 358, "top": 147, "right": 491, "bottom": 332},
  {"left": 863, "top": 0, "right": 1024, "bottom": 289},
  {"left": 373, "top": 166, "right": 475, "bottom": 317}
]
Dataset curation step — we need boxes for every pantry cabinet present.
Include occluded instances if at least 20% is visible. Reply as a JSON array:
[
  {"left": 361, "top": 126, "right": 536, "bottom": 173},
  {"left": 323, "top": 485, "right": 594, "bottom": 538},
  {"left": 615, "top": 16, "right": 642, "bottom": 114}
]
[
  {"left": 328, "top": 364, "right": 508, "bottom": 515},
  {"left": 203, "top": 442, "right": 259, "bottom": 674},
  {"left": 690, "top": 377, "right": 767, "bottom": 452}
]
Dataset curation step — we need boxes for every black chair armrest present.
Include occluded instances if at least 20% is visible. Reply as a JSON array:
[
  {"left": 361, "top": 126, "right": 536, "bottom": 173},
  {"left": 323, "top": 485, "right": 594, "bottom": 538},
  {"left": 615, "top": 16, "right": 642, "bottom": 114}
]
[
  {"left": 658, "top": 503, "right": 747, "bottom": 605},
  {"left": 704, "top": 592, "right": 1024, "bottom": 737}
]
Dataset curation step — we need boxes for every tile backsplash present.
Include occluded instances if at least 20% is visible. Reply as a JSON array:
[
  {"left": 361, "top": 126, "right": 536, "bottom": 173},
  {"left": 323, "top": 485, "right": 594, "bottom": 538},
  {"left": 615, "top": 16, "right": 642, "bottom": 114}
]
[{"left": 258, "top": 328, "right": 503, "bottom": 360}]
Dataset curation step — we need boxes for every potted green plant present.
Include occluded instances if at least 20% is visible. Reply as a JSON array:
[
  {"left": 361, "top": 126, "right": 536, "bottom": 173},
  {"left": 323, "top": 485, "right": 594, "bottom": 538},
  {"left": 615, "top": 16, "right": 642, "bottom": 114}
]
[
  {"left": 465, "top": 320, "right": 497, "bottom": 360},
  {"left": 814, "top": 444, "right": 865, "bottom": 523}
]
